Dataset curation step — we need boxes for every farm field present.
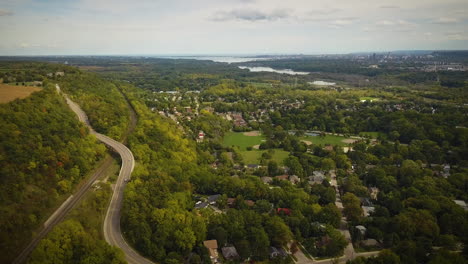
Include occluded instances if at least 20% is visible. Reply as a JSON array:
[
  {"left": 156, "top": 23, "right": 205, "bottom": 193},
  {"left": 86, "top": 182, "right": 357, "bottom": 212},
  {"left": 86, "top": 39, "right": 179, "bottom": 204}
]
[
  {"left": 223, "top": 131, "right": 264, "bottom": 150},
  {"left": 0, "top": 84, "right": 41, "bottom": 103}
]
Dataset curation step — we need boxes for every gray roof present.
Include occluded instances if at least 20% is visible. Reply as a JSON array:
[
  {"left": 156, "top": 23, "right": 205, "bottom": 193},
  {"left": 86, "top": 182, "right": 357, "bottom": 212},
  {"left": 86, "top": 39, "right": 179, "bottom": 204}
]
[
  {"left": 207, "top": 194, "right": 221, "bottom": 203},
  {"left": 195, "top": 201, "right": 209, "bottom": 209},
  {"left": 221, "top": 246, "right": 239, "bottom": 259}
]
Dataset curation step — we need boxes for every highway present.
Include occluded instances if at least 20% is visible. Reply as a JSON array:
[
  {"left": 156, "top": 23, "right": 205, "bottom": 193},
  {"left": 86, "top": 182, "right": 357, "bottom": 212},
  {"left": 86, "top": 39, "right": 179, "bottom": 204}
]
[
  {"left": 60, "top": 85, "right": 154, "bottom": 264},
  {"left": 12, "top": 85, "right": 153, "bottom": 264}
]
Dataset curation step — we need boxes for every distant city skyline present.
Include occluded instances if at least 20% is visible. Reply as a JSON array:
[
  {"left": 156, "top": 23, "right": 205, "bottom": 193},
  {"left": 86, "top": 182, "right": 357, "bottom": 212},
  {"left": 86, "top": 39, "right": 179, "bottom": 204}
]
[{"left": 0, "top": 0, "right": 467, "bottom": 55}]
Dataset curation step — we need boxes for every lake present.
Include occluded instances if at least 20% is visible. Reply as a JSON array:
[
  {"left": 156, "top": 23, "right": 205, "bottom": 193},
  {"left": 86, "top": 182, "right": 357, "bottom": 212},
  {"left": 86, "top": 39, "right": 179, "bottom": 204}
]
[{"left": 238, "top": 66, "right": 309, "bottom": 75}]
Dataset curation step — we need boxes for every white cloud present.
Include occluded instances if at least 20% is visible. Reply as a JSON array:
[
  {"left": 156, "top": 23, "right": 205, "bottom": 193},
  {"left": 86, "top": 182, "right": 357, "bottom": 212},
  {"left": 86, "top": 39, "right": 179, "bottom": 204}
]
[
  {"left": 211, "top": 8, "right": 290, "bottom": 22},
  {"left": 433, "top": 17, "right": 458, "bottom": 24}
]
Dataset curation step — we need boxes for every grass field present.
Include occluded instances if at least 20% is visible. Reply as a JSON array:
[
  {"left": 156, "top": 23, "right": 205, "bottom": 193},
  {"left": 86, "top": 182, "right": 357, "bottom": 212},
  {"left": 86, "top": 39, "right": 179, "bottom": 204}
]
[
  {"left": 240, "top": 149, "right": 290, "bottom": 165},
  {"left": 299, "top": 134, "right": 351, "bottom": 146},
  {"left": 223, "top": 131, "right": 264, "bottom": 150},
  {"left": 0, "top": 84, "right": 41, "bottom": 103}
]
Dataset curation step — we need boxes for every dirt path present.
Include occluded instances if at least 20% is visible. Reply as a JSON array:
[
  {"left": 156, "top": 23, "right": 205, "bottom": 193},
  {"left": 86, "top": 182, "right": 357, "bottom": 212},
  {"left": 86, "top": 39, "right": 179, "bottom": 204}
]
[{"left": 243, "top": 131, "right": 260, "bottom": 136}]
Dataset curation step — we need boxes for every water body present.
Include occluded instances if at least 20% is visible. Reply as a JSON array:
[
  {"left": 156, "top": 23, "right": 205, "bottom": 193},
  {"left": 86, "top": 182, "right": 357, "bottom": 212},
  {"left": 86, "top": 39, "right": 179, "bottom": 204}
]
[
  {"left": 238, "top": 66, "right": 309, "bottom": 75},
  {"left": 309, "top": 80, "right": 336, "bottom": 86},
  {"left": 160, "top": 56, "right": 269, "bottom": 63}
]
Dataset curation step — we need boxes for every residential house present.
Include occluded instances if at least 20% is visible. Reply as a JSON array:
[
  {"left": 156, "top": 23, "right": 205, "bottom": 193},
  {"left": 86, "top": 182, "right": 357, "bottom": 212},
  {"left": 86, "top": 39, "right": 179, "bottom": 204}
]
[
  {"left": 197, "top": 131, "right": 205, "bottom": 143},
  {"left": 362, "top": 206, "right": 375, "bottom": 217},
  {"left": 453, "top": 200, "right": 468, "bottom": 211},
  {"left": 289, "top": 175, "right": 300, "bottom": 185},
  {"left": 261, "top": 176, "right": 273, "bottom": 184},
  {"left": 222, "top": 246, "right": 239, "bottom": 260},
  {"left": 194, "top": 201, "right": 209, "bottom": 209},
  {"left": 275, "top": 175, "right": 289, "bottom": 181},
  {"left": 203, "top": 240, "right": 220, "bottom": 264},
  {"left": 277, "top": 208, "right": 291, "bottom": 216},
  {"left": 355, "top": 225, "right": 367, "bottom": 236},
  {"left": 369, "top": 187, "right": 380, "bottom": 200},
  {"left": 207, "top": 194, "right": 221, "bottom": 205}
]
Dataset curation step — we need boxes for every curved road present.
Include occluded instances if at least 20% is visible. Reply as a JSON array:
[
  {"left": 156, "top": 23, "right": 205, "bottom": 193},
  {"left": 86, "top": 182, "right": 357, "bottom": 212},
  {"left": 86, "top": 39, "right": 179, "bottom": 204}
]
[{"left": 60, "top": 85, "right": 154, "bottom": 264}]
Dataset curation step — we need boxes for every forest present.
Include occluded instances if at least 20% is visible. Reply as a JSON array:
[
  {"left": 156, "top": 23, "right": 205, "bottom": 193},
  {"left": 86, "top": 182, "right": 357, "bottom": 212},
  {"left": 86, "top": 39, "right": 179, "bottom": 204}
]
[{"left": 0, "top": 57, "right": 466, "bottom": 264}]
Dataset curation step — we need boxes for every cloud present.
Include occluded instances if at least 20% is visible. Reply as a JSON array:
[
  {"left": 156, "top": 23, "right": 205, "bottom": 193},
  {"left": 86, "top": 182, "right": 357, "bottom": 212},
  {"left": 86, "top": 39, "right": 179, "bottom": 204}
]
[
  {"left": 445, "top": 32, "right": 468, "bottom": 40},
  {"left": 211, "top": 8, "right": 290, "bottom": 22},
  {"left": 379, "top": 5, "right": 400, "bottom": 9},
  {"left": 432, "top": 17, "right": 458, "bottom": 24},
  {"left": 376, "top": 19, "right": 414, "bottom": 27},
  {"left": 0, "top": 9, "right": 13, "bottom": 16}
]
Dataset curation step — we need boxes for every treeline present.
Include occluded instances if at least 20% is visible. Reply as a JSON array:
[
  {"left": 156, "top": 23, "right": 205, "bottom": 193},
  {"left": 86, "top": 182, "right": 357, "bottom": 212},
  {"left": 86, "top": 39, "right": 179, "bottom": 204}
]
[
  {"left": 58, "top": 72, "right": 129, "bottom": 140},
  {"left": 0, "top": 84, "right": 106, "bottom": 263}
]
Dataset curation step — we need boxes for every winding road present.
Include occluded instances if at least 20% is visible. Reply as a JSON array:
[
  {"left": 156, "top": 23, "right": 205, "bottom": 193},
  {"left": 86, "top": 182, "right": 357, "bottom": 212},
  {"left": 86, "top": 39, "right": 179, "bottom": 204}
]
[
  {"left": 12, "top": 85, "right": 153, "bottom": 264},
  {"left": 61, "top": 85, "right": 154, "bottom": 264}
]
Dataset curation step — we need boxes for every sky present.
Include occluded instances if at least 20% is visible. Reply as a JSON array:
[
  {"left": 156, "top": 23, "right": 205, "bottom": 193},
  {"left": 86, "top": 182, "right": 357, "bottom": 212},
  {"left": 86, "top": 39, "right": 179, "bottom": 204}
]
[{"left": 0, "top": 0, "right": 467, "bottom": 55}]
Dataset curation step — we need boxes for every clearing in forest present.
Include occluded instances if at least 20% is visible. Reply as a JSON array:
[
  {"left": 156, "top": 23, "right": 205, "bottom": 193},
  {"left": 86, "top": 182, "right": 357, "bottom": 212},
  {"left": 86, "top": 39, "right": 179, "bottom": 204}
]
[{"left": 0, "top": 84, "right": 41, "bottom": 103}]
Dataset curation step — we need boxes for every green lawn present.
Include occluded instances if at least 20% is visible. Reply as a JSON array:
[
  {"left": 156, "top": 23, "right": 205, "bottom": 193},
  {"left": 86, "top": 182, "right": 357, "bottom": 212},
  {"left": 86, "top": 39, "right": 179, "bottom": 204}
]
[
  {"left": 223, "top": 131, "right": 264, "bottom": 151},
  {"left": 299, "top": 134, "right": 351, "bottom": 146},
  {"left": 240, "top": 149, "right": 289, "bottom": 165}
]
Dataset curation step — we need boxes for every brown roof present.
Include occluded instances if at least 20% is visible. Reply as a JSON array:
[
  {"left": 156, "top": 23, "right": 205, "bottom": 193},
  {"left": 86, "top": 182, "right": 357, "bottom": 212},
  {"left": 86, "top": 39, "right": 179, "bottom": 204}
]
[
  {"left": 275, "top": 175, "right": 289, "bottom": 180},
  {"left": 203, "top": 240, "right": 218, "bottom": 249}
]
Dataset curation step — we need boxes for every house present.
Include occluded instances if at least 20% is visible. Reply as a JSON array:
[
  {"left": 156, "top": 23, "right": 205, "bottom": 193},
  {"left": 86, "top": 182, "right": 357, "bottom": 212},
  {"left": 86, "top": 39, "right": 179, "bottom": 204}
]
[
  {"left": 55, "top": 71, "right": 65, "bottom": 77},
  {"left": 323, "top": 145, "right": 334, "bottom": 151},
  {"left": 207, "top": 194, "right": 221, "bottom": 205},
  {"left": 203, "top": 240, "right": 219, "bottom": 263},
  {"left": 277, "top": 208, "right": 291, "bottom": 216},
  {"left": 360, "top": 197, "right": 373, "bottom": 207},
  {"left": 247, "top": 164, "right": 259, "bottom": 169},
  {"left": 355, "top": 225, "right": 367, "bottom": 236},
  {"left": 261, "top": 176, "right": 273, "bottom": 184},
  {"left": 194, "top": 201, "right": 209, "bottom": 209},
  {"left": 222, "top": 246, "right": 239, "bottom": 260},
  {"left": 275, "top": 175, "right": 289, "bottom": 181},
  {"left": 362, "top": 206, "right": 375, "bottom": 217},
  {"left": 289, "top": 175, "right": 300, "bottom": 185},
  {"left": 369, "top": 187, "right": 380, "bottom": 200},
  {"left": 227, "top": 198, "right": 236, "bottom": 207},
  {"left": 197, "top": 131, "right": 205, "bottom": 143},
  {"left": 453, "top": 200, "right": 468, "bottom": 211},
  {"left": 309, "top": 171, "right": 326, "bottom": 185},
  {"left": 270, "top": 247, "right": 288, "bottom": 258}
]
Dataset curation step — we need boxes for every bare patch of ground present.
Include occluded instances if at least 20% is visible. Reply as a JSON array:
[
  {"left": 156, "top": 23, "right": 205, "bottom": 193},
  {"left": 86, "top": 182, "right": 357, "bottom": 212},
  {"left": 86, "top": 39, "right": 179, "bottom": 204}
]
[
  {"left": 301, "top": 140, "right": 313, "bottom": 145},
  {"left": 0, "top": 84, "right": 41, "bottom": 103},
  {"left": 243, "top": 131, "right": 260, "bottom": 136},
  {"left": 252, "top": 144, "right": 260, "bottom": 149},
  {"left": 342, "top": 138, "right": 358, "bottom": 144}
]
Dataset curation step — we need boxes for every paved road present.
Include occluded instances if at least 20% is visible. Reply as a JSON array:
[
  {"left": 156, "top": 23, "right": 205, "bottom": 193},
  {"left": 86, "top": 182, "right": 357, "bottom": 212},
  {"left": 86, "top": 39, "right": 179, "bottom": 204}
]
[{"left": 60, "top": 85, "right": 154, "bottom": 264}]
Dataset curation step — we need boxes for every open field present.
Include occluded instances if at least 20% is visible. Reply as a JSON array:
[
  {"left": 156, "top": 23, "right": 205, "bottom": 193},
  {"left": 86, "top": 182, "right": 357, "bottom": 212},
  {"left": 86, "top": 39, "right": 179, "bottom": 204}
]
[
  {"left": 0, "top": 84, "right": 41, "bottom": 103},
  {"left": 223, "top": 131, "right": 264, "bottom": 150},
  {"left": 299, "top": 134, "right": 351, "bottom": 146},
  {"left": 240, "top": 149, "right": 289, "bottom": 165}
]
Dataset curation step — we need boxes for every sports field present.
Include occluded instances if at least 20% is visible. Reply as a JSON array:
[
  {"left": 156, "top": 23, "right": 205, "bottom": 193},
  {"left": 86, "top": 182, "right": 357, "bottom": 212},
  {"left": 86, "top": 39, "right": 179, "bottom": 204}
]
[{"left": 223, "top": 131, "right": 264, "bottom": 150}]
